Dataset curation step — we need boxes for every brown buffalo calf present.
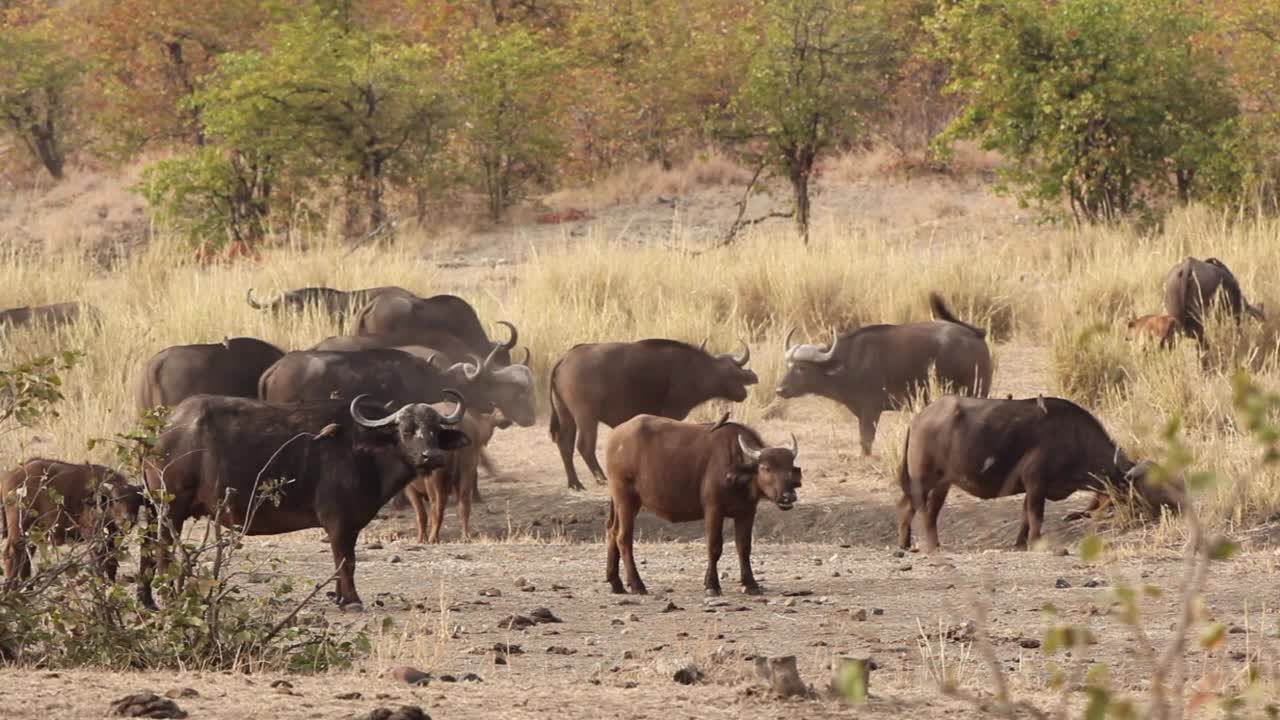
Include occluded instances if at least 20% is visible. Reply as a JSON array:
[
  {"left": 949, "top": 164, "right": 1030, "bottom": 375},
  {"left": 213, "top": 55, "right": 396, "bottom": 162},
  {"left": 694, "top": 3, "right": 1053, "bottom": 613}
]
[
  {"left": 1125, "top": 314, "right": 1176, "bottom": 349},
  {"left": 604, "top": 414, "right": 800, "bottom": 596},
  {"left": 404, "top": 408, "right": 511, "bottom": 543},
  {"left": 1, "top": 459, "right": 143, "bottom": 587}
]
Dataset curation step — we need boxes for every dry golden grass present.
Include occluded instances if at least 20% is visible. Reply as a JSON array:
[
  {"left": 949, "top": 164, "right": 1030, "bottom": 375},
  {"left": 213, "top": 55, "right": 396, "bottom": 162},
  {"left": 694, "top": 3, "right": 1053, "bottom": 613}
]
[
  {"left": 2, "top": 200, "right": 1280, "bottom": 534},
  {"left": 543, "top": 150, "right": 751, "bottom": 210}
]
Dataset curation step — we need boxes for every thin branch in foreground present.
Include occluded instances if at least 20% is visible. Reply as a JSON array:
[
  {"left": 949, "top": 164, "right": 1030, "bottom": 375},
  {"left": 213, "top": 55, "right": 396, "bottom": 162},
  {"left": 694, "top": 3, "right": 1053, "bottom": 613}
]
[{"left": 258, "top": 566, "right": 343, "bottom": 648}]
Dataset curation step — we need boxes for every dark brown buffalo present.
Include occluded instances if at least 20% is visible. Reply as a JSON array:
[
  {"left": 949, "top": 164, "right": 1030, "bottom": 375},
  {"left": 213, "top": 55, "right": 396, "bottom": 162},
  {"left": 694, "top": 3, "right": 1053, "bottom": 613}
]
[
  {"left": 0, "top": 302, "right": 96, "bottom": 331},
  {"left": 1126, "top": 313, "right": 1177, "bottom": 349},
  {"left": 1163, "top": 256, "right": 1265, "bottom": 344},
  {"left": 403, "top": 407, "right": 510, "bottom": 543},
  {"left": 775, "top": 293, "right": 991, "bottom": 455},
  {"left": 604, "top": 414, "right": 800, "bottom": 596},
  {"left": 549, "top": 339, "right": 758, "bottom": 491},
  {"left": 2, "top": 459, "right": 143, "bottom": 586},
  {"left": 136, "top": 337, "right": 286, "bottom": 410},
  {"left": 896, "top": 395, "right": 1183, "bottom": 551},
  {"left": 138, "top": 393, "right": 469, "bottom": 608},
  {"left": 352, "top": 293, "right": 516, "bottom": 364},
  {"left": 259, "top": 346, "right": 536, "bottom": 427},
  {"left": 246, "top": 285, "right": 414, "bottom": 319},
  {"left": 310, "top": 331, "right": 493, "bottom": 366}
]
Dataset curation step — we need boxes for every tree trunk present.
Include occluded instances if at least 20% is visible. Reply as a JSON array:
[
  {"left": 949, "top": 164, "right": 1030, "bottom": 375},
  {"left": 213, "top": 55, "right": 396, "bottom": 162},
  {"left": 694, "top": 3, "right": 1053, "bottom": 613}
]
[{"left": 789, "top": 165, "right": 812, "bottom": 244}]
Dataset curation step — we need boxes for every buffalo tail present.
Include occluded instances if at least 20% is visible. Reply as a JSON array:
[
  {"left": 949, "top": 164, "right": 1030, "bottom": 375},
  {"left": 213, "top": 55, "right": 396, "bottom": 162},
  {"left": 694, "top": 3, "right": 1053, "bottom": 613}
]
[
  {"left": 928, "top": 292, "right": 987, "bottom": 338},
  {"left": 548, "top": 359, "right": 563, "bottom": 443}
]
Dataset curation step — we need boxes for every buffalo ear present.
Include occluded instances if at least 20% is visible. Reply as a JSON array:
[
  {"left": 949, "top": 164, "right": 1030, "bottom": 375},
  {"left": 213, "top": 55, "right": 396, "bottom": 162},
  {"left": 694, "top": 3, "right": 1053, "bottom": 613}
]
[
  {"left": 439, "top": 429, "right": 471, "bottom": 451},
  {"left": 726, "top": 465, "right": 756, "bottom": 487}
]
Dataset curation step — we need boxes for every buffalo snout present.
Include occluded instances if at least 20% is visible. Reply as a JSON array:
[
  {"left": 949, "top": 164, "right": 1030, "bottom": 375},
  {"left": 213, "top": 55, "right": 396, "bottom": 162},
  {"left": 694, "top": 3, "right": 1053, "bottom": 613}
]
[{"left": 776, "top": 490, "right": 797, "bottom": 510}]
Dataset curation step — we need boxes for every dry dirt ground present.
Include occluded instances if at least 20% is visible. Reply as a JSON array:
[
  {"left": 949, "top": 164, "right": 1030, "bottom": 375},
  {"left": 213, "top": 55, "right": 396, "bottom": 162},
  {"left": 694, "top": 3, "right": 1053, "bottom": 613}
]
[{"left": 5, "top": 343, "right": 1280, "bottom": 719}]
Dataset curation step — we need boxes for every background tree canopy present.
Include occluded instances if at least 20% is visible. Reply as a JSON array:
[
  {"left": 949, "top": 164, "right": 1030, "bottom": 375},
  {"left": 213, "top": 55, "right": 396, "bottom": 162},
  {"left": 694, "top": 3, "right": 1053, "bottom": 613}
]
[{"left": 1, "top": 0, "right": 1278, "bottom": 244}]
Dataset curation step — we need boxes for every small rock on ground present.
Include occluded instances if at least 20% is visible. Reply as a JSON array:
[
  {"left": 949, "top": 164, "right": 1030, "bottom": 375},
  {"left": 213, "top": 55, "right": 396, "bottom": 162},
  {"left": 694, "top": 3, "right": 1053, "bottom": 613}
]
[{"left": 109, "top": 693, "right": 188, "bottom": 719}]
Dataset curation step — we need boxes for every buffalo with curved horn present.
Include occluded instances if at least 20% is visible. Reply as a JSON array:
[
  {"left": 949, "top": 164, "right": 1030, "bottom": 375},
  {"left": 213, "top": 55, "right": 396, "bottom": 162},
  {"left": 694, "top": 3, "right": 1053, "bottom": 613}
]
[
  {"left": 548, "top": 338, "right": 759, "bottom": 491},
  {"left": 139, "top": 391, "right": 469, "bottom": 609}
]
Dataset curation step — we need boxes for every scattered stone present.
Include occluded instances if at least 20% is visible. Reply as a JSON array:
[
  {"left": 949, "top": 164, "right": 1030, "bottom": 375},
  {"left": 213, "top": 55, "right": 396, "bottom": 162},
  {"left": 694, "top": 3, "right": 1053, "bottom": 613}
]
[
  {"left": 623, "top": 681, "right": 639, "bottom": 689},
  {"left": 271, "top": 679, "right": 297, "bottom": 695},
  {"left": 893, "top": 549, "right": 906, "bottom": 558},
  {"left": 781, "top": 590, "right": 814, "bottom": 597},
  {"left": 832, "top": 570, "right": 841, "bottom": 577},
  {"left": 1055, "top": 578, "right": 1072, "bottom": 589},
  {"left": 529, "top": 607, "right": 563, "bottom": 624},
  {"left": 515, "top": 577, "right": 529, "bottom": 588},
  {"left": 944, "top": 621, "right": 977, "bottom": 642},
  {"left": 1055, "top": 548, "right": 1070, "bottom": 557},
  {"left": 499, "top": 614, "right": 535, "bottom": 630},
  {"left": 661, "top": 601, "right": 683, "bottom": 613},
  {"left": 622, "top": 649, "right": 637, "bottom": 660},
  {"left": 783, "top": 598, "right": 797, "bottom": 608},
  {"left": 388, "top": 666, "right": 431, "bottom": 686},
  {"left": 366, "top": 542, "right": 384, "bottom": 550},
  {"left": 109, "top": 693, "right": 188, "bottom": 718},
  {"left": 479, "top": 588, "right": 502, "bottom": 597},
  {"left": 872, "top": 608, "right": 885, "bottom": 616},
  {"left": 1229, "top": 625, "right": 1246, "bottom": 635},
  {"left": 896, "top": 564, "right": 913, "bottom": 572},
  {"left": 389, "top": 555, "right": 402, "bottom": 564},
  {"left": 163, "top": 689, "right": 198, "bottom": 700},
  {"left": 335, "top": 692, "right": 363, "bottom": 700},
  {"left": 850, "top": 608, "right": 868, "bottom": 622},
  {"left": 551, "top": 584, "right": 569, "bottom": 591},
  {"left": 626, "top": 612, "right": 640, "bottom": 623},
  {"left": 1083, "top": 577, "right": 1105, "bottom": 588},
  {"left": 547, "top": 645, "right": 577, "bottom": 655},
  {"left": 347, "top": 705, "right": 430, "bottom": 720}
]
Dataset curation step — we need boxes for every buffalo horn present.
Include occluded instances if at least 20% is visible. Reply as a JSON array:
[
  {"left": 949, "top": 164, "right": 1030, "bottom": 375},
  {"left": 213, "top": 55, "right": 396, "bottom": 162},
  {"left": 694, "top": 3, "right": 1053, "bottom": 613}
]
[
  {"left": 480, "top": 344, "right": 502, "bottom": 372},
  {"left": 814, "top": 327, "right": 839, "bottom": 363},
  {"left": 440, "top": 389, "right": 466, "bottom": 424},
  {"left": 738, "top": 434, "right": 763, "bottom": 462},
  {"left": 729, "top": 338, "right": 751, "bottom": 367},
  {"left": 787, "top": 432, "right": 798, "bottom": 459},
  {"left": 520, "top": 346, "right": 532, "bottom": 366},
  {"left": 497, "top": 320, "right": 519, "bottom": 350},
  {"left": 350, "top": 394, "right": 401, "bottom": 428},
  {"left": 783, "top": 327, "right": 798, "bottom": 359},
  {"left": 246, "top": 288, "right": 271, "bottom": 310},
  {"left": 698, "top": 338, "right": 708, "bottom": 353},
  {"left": 449, "top": 355, "right": 483, "bottom": 381},
  {"left": 1124, "top": 460, "right": 1153, "bottom": 480}
]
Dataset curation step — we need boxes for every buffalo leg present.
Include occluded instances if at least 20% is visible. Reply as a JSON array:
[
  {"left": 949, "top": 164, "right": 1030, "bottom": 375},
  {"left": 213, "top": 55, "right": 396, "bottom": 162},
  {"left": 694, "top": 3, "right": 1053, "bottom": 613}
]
[
  {"left": 895, "top": 493, "right": 915, "bottom": 550},
  {"left": 458, "top": 471, "right": 474, "bottom": 541},
  {"left": 138, "top": 509, "right": 184, "bottom": 610},
  {"left": 427, "top": 475, "right": 446, "bottom": 544},
  {"left": 605, "top": 501, "right": 626, "bottom": 594},
  {"left": 734, "top": 513, "right": 761, "bottom": 595},
  {"left": 1064, "top": 492, "right": 1108, "bottom": 523},
  {"left": 924, "top": 484, "right": 950, "bottom": 552},
  {"left": 405, "top": 486, "right": 429, "bottom": 544},
  {"left": 576, "top": 421, "right": 609, "bottom": 486},
  {"left": 2, "top": 535, "right": 29, "bottom": 589},
  {"left": 615, "top": 497, "right": 647, "bottom": 594},
  {"left": 703, "top": 510, "right": 725, "bottom": 596},
  {"left": 857, "top": 411, "right": 881, "bottom": 456},
  {"left": 330, "top": 526, "right": 362, "bottom": 607},
  {"left": 1023, "top": 488, "right": 1048, "bottom": 549},
  {"left": 555, "top": 409, "right": 586, "bottom": 491}
]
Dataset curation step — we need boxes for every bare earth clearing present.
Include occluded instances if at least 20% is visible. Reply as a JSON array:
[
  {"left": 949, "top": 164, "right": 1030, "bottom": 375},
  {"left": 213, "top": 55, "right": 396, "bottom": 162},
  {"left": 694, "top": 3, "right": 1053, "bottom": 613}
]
[
  {"left": 4, "top": 344, "right": 1279, "bottom": 718},
  {"left": 4, "top": 177, "right": 1279, "bottom": 718}
]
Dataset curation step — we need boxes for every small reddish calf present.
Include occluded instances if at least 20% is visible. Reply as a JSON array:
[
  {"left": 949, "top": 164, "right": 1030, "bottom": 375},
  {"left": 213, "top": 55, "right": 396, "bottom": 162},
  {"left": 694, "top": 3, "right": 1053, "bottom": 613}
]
[
  {"left": 404, "top": 408, "right": 510, "bottom": 543},
  {"left": 1, "top": 458, "right": 143, "bottom": 586},
  {"left": 604, "top": 413, "right": 800, "bottom": 596},
  {"left": 1126, "top": 314, "right": 1177, "bottom": 349}
]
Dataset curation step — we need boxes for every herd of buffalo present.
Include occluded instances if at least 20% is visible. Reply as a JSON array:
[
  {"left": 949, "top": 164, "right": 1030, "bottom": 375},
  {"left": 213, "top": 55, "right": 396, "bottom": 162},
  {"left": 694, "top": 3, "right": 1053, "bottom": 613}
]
[{"left": 0, "top": 255, "right": 1264, "bottom": 605}]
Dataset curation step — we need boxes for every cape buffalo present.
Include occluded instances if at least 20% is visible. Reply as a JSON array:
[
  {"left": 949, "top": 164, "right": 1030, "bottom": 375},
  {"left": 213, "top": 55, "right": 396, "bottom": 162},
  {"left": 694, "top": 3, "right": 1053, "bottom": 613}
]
[
  {"left": 138, "top": 393, "right": 469, "bottom": 609},
  {"left": 604, "top": 413, "right": 800, "bottom": 596},
  {"left": 548, "top": 339, "right": 758, "bottom": 491},
  {"left": 136, "top": 337, "right": 286, "bottom": 411},
  {"left": 1163, "top": 256, "right": 1265, "bottom": 344},
  {"left": 1126, "top": 314, "right": 1176, "bottom": 349},
  {"left": 259, "top": 346, "right": 536, "bottom": 427},
  {"left": 352, "top": 293, "right": 517, "bottom": 364},
  {"left": 246, "top": 285, "right": 414, "bottom": 319},
  {"left": 896, "top": 395, "right": 1183, "bottom": 552},
  {"left": 0, "top": 302, "right": 96, "bottom": 331},
  {"left": 403, "top": 407, "right": 510, "bottom": 543},
  {"left": 775, "top": 293, "right": 991, "bottom": 455},
  {"left": 2, "top": 459, "right": 143, "bottom": 586},
  {"left": 311, "top": 331, "right": 494, "bottom": 365}
]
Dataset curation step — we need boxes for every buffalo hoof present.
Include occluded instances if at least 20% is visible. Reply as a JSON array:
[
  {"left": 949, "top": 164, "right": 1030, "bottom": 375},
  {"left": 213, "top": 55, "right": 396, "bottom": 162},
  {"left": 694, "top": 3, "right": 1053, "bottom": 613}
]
[
  {"left": 608, "top": 581, "right": 627, "bottom": 594},
  {"left": 568, "top": 481, "right": 586, "bottom": 492},
  {"left": 704, "top": 587, "right": 722, "bottom": 598},
  {"left": 1063, "top": 511, "right": 1089, "bottom": 522},
  {"left": 630, "top": 585, "right": 649, "bottom": 596},
  {"left": 340, "top": 602, "right": 366, "bottom": 613},
  {"left": 742, "top": 585, "right": 763, "bottom": 596}
]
